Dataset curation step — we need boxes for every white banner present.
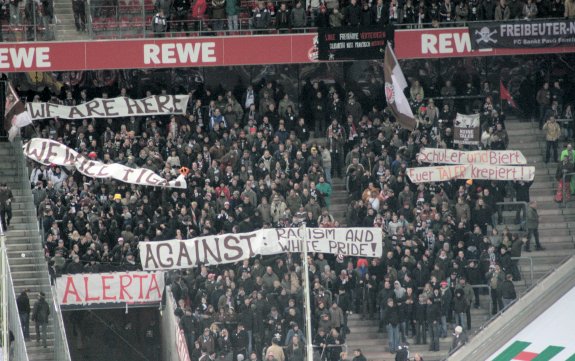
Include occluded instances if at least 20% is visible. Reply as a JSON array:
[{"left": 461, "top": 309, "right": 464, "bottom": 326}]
[
  {"left": 417, "top": 148, "right": 527, "bottom": 165},
  {"left": 55, "top": 272, "right": 165, "bottom": 306},
  {"left": 23, "top": 138, "right": 186, "bottom": 189},
  {"left": 26, "top": 95, "right": 190, "bottom": 120},
  {"left": 454, "top": 113, "right": 480, "bottom": 145},
  {"left": 407, "top": 164, "right": 535, "bottom": 183},
  {"left": 139, "top": 227, "right": 383, "bottom": 271}
]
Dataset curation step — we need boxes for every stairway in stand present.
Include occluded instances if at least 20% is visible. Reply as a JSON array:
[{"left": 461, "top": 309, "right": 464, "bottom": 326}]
[
  {"left": 342, "top": 117, "right": 575, "bottom": 360},
  {"left": 53, "top": 0, "right": 91, "bottom": 40},
  {"left": 0, "top": 142, "right": 56, "bottom": 361}
]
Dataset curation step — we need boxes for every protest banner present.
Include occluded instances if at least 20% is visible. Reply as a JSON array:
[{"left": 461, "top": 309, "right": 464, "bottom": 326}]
[
  {"left": 417, "top": 148, "right": 527, "bottom": 165},
  {"left": 23, "top": 138, "right": 186, "bottom": 189},
  {"left": 454, "top": 113, "right": 480, "bottom": 145},
  {"left": 55, "top": 272, "right": 165, "bottom": 306},
  {"left": 26, "top": 95, "right": 190, "bottom": 120},
  {"left": 139, "top": 227, "right": 383, "bottom": 271},
  {"left": 406, "top": 164, "right": 535, "bottom": 183}
]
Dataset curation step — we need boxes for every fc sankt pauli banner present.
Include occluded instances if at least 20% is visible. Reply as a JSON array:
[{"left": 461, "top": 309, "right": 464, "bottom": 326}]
[
  {"left": 317, "top": 26, "right": 386, "bottom": 61},
  {"left": 469, "top": 19, "right": 575, "bottom": 49}
]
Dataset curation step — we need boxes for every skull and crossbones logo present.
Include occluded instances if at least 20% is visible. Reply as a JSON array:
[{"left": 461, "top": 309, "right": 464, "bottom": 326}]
[{"left": 475, "top": 27, "right": 497, "bottom": 44}]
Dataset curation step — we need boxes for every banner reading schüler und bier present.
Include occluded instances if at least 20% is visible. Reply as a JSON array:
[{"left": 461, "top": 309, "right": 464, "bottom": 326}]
[
  {"left": 26, "top": 95, "right": 190, "bottom": 120},
  {"left": 469, "top": 19, "right": 575, "bottom": 49},
  {"left": 56, "top": 272, "right": 165, "bottom": 306},
  {"left": 139, "top": 227, "right": 383, "bottom": 271},
  {"left": 406, "top": 164, "right": 535, "bottom": 183}
]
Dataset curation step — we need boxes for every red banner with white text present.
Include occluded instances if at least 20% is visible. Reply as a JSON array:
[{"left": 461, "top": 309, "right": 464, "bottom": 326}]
[
  {"left": 394, "top": 27, "right": 575, "bottom": 59},
  {"left": 0, "top": 34, "right": 318, "bottom": 72},
  {"left": 2, "top": 30, "right": 575, "bottom": 72}
]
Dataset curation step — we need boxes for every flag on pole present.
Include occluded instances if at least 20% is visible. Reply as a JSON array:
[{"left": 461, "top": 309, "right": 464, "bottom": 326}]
[
  {"left": 500, "top": 81, "right": 517, "bottom": 109},
  {"left": 384, "top": 44, "right": 416, "bottom": 131},
  {"left": 4, "top": 83, "right": 32, "bottom": 142}
]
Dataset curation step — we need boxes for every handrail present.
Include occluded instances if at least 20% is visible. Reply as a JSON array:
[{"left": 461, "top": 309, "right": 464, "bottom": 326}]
[
  {"left": 10, "top": 139, "right": 72, "bottom": 361},
  {"left": 441, "top": 255, "right": 573, "bottom": 360},
  {"left": 394, "top": 16, "right": 568, "bottom": 29},
  {"left": 4, "top": 253, "right": 31, "bottom": 361},
  {"left": 561, "top": 171, "right": 575, "bottom": 208},
  {"left": 496, "top": 201, "right": 528, "bottom": 229},
  {"left": 511, "top": 256, "right": 533, "bottom": 288}
]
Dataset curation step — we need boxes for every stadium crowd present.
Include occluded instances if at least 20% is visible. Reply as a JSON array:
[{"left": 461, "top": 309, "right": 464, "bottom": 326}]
[{"left": 22, "top": 65, "right": 573, "bottom": 360}]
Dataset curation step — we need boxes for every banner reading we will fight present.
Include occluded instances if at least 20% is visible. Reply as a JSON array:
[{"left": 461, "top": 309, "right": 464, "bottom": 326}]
[
  {"left": 23, "top": 138, "right": 186, "bottom": 189},
  {"left": 139, "top": 227, "right": 383, "bottom": 271}
]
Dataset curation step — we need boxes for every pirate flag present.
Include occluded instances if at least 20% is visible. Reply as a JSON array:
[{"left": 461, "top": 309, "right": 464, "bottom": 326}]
[{"left": 384, "top": 45, "right": 416, "bottom": 131}]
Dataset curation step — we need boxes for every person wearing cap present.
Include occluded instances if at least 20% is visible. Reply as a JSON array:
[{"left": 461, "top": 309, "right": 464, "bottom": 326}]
[
  {"left": 31, "top": 292, "right": 50, "bottom": 348},
  {"left": 449, "top": 325, "right": 467, "bottom": 351}
]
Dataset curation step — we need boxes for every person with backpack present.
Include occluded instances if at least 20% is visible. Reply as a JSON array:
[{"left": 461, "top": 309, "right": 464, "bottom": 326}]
[{"left": 32, "top": 292, "right": 50, "bottom": 348}]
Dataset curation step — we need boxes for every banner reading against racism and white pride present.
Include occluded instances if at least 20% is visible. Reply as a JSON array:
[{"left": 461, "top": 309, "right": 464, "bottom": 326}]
[
  {"left": 23, "top": 138, "right": 186, "bottom": 189},
  {"left": 26, "top": 95, "right": 190, "bottom": 120},
  {"left": 407, "top": 164, "right": 535, "bottom": 183},
  {"left": 454, "top": 113, "right": 480, "bottom": 145},
  {"left": 55, "top": 272, "right": 165, "bottom": 306},
  {"left": 418, "top": 148, "right": 527, "bottom": 165},
  {"left": 139, "top": 227, "right": 383, "bottom": 271}
]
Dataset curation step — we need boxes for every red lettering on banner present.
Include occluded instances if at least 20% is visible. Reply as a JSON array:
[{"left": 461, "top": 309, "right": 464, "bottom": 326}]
[
  {"left": 119, "top": 274, "right": 133, "bottom": 300},
  {"left": 0, "top": 47, "right": 51, "bottom": 70},
  {"left": 132, "top": 274, "right": 146, "bottom": 299},
  {"left": 61, "top": 276, "right": 81, "bottom": 304},
  {"left": 84, "top": 276, "right": 100, "bottom": 302},
  {"left": 146, "top": 273, "right": 161, "bottom": 300},
  {"left": 101, "top": 275, "right": 116, "bottom": 301}
]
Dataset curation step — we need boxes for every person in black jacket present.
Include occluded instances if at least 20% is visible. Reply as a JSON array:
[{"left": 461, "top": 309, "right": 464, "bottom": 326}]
[
  {"left": 344, "top": 0, "right": 362, "bottom": 25},
  {"left": 171, "top": 0, "right": 190, "bottom": 32},
  {"left": 426, "top": 297, "right": 441, "bottom": 352},
  {"left": 513, "top": 180, "right": 533, "bottom": 225},
  {"left": 376, "top": 280, "right": 394, "bottom": 332},
  {"left": 17, "top": 290, "right": 31, "bottom": 340},
  {"left": 385, "top": 298, "right": 400, "bottom": 353},
  {"left": 414, "top": 295, "right": 427, "bottom": 345},
  {"left": 500, "top": 273, "right": 517, "bottom": 309}
]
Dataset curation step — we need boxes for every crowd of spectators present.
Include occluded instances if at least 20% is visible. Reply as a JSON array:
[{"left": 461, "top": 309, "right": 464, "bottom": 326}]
[{"left": 23, "top": 63, "right": 564, "bottom": 359}]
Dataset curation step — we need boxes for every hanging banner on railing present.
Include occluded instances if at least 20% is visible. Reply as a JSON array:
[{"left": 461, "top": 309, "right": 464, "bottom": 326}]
[
  {"left": 317, "top": 26, "right": 387, "bottom": 61},
  {"left": 139, "top": 227, "right": 383, "bottom": 271},
  {"left": 23, "top": 138, "right": 186, "bottom": 189},
  {"left": 469, "top": 19, "right": 575, "bottom": 49},
  {"left": 55, "top": 272, "right": 165, "bottom": 306},
  {"left": 454, "top": 113, "right": 480, "bottom": 145},
  {"left": 26, "top": 95, "right": 190, "bottom": 120},
  {"left": 417, "top": 148, "right": 527, "bottom": 165},
  {"left": 406, "top": 164, "right": 535, "bottom": 183}
]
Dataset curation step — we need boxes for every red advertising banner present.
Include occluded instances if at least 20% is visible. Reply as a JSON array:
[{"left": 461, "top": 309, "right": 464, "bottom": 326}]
[
  {"left": 2, "top": 30, "right": 575, "bottom": 72},
  {"left": 394, "top": 27, "right": 575, "bottom": 59},
  {"left": 0, "top": 34, "right": 318, "bottom": 72}
]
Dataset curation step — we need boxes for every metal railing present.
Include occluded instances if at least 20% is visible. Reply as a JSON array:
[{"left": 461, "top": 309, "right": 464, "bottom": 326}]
[
  {"left": 561, "top": 172, "right": 575, "bottom": 208},
  {"left": 512, "top": 256, "right": 533, "bottom": 289},
  {"left": 394, "top": 16, "right": 568, "bottom": 30},
  {"left": 441, "top": 255, "right": 574, "bottom": 360},
  {"left": 1, "top": 221, "right": 31, "bottom": 361},
  {"left": 496, "top": 201, "right": 528, "bottom": 228},
  {"left": 9, "top": 140, "right": 72, "bottom": 361}
]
